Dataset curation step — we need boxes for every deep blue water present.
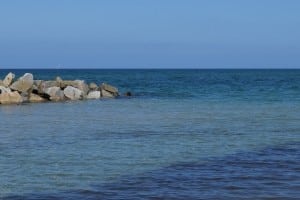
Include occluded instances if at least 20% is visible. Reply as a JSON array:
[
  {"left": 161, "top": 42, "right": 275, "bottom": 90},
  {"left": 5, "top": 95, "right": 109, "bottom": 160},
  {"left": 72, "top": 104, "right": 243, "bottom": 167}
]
[{"left": 0, "top": 69, "right": 300, "bottom": 199}]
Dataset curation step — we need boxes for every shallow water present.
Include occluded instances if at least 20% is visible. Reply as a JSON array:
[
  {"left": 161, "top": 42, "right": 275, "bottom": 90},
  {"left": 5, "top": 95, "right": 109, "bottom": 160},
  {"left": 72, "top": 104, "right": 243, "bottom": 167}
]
[{"left": 0, "top": 69, "right": 300, "bottom": 199}]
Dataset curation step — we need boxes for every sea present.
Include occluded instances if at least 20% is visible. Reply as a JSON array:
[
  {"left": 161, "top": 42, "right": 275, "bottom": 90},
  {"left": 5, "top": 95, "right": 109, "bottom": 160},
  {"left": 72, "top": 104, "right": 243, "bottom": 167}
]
[{"left": 0, "top": 69, "right": 299, "bottom": 199}]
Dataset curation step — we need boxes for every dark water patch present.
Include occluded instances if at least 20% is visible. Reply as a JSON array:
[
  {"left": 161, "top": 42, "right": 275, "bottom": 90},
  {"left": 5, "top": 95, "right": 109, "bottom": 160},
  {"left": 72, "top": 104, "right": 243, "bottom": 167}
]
[{"left": 3, "top": 143, "right": 300, "bottom": 200}]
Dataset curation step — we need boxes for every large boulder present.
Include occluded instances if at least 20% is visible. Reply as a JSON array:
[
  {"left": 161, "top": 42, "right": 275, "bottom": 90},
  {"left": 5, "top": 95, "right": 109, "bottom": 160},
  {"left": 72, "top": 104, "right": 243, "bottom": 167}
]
[
  {"left": 0, "top": 86, "right": 11, "bottom": 94},
  {"left": 29, "top": 93, "right": 47, "bottom": 103},
  {"left": 0, "top": 91, "right": 22, "bottom": 104},
  {"left": 100, "top": 83, "right": 119, "bottom": 96},
  {"left": 87, "top": 91, "right": 101, "bottom": 99},
  {"left": 44, "top": 86, "right": 65, "bottom": 101},
  {"left": 3, "top": 72, "right": 15, "bottom": 87},
  {"left": 10, "top": 73, "right": 34, "bottom": 93},
  {"left": 64, "top": 86, "right": 83, "bottom": 100}
]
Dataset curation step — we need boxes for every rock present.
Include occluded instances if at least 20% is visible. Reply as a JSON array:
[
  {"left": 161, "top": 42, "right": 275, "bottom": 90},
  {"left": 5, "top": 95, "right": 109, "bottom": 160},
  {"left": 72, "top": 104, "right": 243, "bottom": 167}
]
[
  {"left": 0, "top": 91, "right": 22, "bottom": 104},
  {"left": 10, "top": 73, "right": 34, "bottom": 93},
  {"left": 124, "top": 91, "right": 132, "bottom": 96},
  {"left": 101, "top": 89, "right": 114, "bottom": 98},
  {"left": 0, "top": 72, "right": 122, "bottom": 105},
  {"left": 38, "top": 81, "right": 59, "bottom": 93},
  {"left": 29, "top": 93, "right": 47, "bottom": 103},
  {"left": 32, "top": 84, "right": 39, "bottom": 94},
  {"left": 63, "top": 86, "right": 83, "bottom": 100},
  {"left": 87, "top": 91, "right": 101, "bottom": 99},
  {"left": 89, "top": 82, "right": 98, "bottom": 91},
  {"left": 3, "top": 72, "right": 15, "bottom": 87},
  {"left": 56, "top": 76, "right": 63, "bottom": 82},
  {"left": 100, "top": 83, "right": 119, "bottom": 96},
  {"left": 20, "top": 92, "right": 30, "bottom": 102},
  {"left": 61, "top": 80, "right": 89, "bottom": 96},
  {"left": 45, "top": 86, "right": 65, "bottom": 101},
  {"left": 0, "top": 86, "right": 11, "bottom": 94},
  {"left": 34, "top": 80, "right": 43, "bottom": 86}
]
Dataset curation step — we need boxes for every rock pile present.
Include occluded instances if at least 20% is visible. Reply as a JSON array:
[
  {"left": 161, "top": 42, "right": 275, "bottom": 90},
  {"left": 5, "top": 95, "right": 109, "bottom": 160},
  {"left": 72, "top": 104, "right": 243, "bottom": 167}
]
[{"left": 0, "top": 72, "right": 121, "bottom": 105}]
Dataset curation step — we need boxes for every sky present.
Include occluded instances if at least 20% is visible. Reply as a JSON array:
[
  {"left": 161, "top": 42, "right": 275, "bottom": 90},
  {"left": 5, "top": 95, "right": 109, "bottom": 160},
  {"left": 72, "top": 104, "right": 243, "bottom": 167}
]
[{"left": 0, "top": 0, "right": 299, "bottom": 69}]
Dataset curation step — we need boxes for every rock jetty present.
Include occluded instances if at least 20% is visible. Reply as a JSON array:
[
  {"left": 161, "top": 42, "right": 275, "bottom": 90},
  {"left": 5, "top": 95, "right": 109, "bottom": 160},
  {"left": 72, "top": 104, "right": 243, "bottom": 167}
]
[{"left": 0, "top": 72, "right": 122, "bottom": 105}]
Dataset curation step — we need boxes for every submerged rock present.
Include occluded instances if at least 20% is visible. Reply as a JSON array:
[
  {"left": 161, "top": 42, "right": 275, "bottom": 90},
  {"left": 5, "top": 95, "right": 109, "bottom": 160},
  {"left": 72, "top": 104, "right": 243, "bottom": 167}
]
[
  {"left": 0, "top": 91, "right": 22, "bottom": 104},
  {"left": 124, "top": 91, "right": 132, "bottom": 96},
  {"left": 63, "top": 86, "right": 83, "bottom": 100},
  {"left": 10, "top": 73, "right": 34, "bottom": 93}
]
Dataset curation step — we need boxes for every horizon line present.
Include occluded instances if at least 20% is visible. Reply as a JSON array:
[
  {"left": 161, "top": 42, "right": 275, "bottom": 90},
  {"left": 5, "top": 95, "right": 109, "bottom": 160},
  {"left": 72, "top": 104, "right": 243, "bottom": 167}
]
[{"left": 1, "top": 67, "right": 300, "bottom": 70}]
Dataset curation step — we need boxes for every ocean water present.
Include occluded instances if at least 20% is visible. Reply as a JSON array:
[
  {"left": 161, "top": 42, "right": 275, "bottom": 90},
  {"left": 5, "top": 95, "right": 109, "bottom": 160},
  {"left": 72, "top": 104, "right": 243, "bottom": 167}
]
[{"left": 0, "top": 69, "right": 299, "bottom": 199}]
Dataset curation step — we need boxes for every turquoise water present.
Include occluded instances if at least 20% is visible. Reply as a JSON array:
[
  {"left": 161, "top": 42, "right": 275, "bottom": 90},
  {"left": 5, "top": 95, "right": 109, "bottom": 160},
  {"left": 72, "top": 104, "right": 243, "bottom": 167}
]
[{"left": 0, "top": 69, "right": 300, "bottom": 199}]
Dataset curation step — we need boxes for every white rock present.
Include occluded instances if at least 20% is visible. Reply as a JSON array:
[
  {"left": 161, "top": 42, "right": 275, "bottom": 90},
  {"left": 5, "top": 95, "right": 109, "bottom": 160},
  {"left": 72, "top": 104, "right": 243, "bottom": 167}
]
[
  {"left": 63, "top": 86, "right": 83, "bottom": 100},
  {"left": 60, "top": 80, "right": 89, "bottom": 97},
  {"left": 87, "top": 91, "right": 101, "bottom": 99},
  {"left": 45, "top": 86, "right": 65, "bottom": 101}
]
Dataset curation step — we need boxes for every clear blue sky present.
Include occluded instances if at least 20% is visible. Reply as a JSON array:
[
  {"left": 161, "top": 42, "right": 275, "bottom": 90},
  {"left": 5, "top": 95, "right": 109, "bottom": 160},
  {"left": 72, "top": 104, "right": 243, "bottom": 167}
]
[{"left": 0, "top": 0, "right": 299, "bottom": 68}]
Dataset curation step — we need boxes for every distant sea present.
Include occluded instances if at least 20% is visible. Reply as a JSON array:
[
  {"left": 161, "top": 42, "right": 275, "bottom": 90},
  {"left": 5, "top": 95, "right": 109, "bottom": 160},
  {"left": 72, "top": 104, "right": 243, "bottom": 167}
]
[{"left": 0, "top": 69, "right": 299, "bottom": 199}]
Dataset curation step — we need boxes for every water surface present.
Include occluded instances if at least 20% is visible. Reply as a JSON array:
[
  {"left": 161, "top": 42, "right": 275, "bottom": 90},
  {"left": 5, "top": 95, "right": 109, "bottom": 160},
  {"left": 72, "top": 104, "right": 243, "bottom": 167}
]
[{"left": 0, "top": 69, "right": 299, "bottom": 199}]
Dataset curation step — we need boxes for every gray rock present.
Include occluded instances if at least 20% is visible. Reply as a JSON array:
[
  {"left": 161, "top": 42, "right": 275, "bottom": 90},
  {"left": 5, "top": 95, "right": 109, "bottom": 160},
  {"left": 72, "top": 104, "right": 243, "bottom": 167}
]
[
  {"left": 29, "top": 93, "right": 47, "bottom": 103},
  {"left": 100, "top": 83, "right": 119, "bottom": 96},
  {"left": 3, "top": 72, "right": 15, "bottom": 87},
  {"left": 0, "top": 91, "right": 23, "bottom": 104},
  {"left": 101, "top": 89, "right": 114, "bottom": 98},
  {"left": 0, "top": 86, "right": 11, "bottom": 94},
  {"left": 89, "top": 82, "right": 98, "bottom": 91},
  {"left": 39, "top": 81, "right": 59, "bottom": 93},
  {"left": 87, "top": 91, "right": 101, "bottom": 99},
  {"left": 10, "top": 73, "right": 34, "bottom": 93},
  {"left": 61, "top": 80, "right": 89, "bottom": 96},
  {"left": 63, "top": 86, "right": 83, "bottom": 100},
  {"left": 45, "top": 86, "right": 65, "bottom": 101}
]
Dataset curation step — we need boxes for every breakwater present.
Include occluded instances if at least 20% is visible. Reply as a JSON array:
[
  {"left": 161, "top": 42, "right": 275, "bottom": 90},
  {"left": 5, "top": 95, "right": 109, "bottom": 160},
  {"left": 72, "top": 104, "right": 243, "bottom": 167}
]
[{"left": 0, "top": 72, "right": 125, "bottom": 104}]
